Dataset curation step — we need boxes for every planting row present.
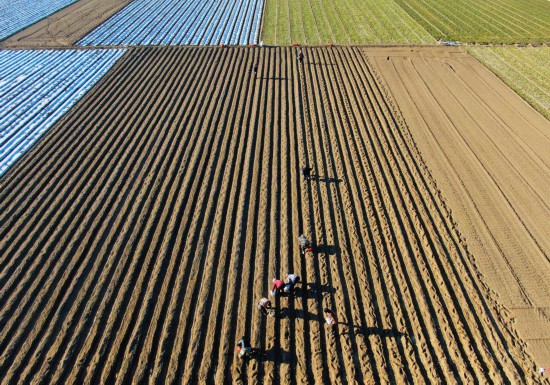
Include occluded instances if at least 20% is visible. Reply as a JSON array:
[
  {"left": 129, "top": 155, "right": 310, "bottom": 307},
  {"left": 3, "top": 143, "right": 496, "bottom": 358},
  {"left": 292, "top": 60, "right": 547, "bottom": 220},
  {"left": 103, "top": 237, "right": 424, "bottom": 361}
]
[
  {"left": 394, "top": 0, "right": 550, "bottom": 43},
  {"left": 78, "top": 0, "right": 263, "bottom": 46},
  {"left": 261, "top": 0, "right": 435, "bottom": 45},
  {"left": 0, "top": 49, "right": 125, "bottom": 176}
]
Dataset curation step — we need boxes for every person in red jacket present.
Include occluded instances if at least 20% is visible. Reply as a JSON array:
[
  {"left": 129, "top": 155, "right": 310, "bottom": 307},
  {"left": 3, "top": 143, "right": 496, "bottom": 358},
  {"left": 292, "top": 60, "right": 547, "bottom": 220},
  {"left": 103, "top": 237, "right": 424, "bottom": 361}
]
[{"left": 271, "top": 278, "right": 284, "bottom": 297}]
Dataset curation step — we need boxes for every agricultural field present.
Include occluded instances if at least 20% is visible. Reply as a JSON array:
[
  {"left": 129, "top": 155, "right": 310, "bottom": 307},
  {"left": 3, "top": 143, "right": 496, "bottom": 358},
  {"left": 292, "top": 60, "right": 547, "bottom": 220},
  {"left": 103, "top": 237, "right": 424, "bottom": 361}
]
[
  {"left": 393, "top": 0, "right": 550, "bottom": 43},
  {"left": 77, "top": 0, "right": 263, "bottom": 46},
  {"left": 0, "top": 0, "right": 132, "bottom": 48},
  {"left": 0, "top": 0, "right": 81, "bottom": 41},
  {"left": 468, "top": 46, "right": 550, "bottom": 121},
  {"left": 0, "top": 46, "right": 538, "bottom": 384},
  {"left": 0, "top": 49, "right": 125, "bottom": 176},
  {"left": 261, "top": 0, "right": 435, "bottom": 45},
  {"left": 369, "top": 46, "right": 550, "bottom": 365}
]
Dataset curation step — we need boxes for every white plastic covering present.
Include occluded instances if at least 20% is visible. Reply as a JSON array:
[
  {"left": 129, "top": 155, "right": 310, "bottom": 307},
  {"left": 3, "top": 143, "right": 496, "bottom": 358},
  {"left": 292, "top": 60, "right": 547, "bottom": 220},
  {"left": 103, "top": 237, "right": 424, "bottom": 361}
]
[
  {"left": 0, "top": 49, "right": 125, "bottom": 176},
  {"left": 78, "top": 0, "right": 264, "bottom": 46}
]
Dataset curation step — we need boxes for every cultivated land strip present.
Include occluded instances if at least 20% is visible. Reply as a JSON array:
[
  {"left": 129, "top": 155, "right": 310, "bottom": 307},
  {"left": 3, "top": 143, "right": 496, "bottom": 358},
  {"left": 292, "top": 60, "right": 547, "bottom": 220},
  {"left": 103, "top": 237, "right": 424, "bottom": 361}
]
[
  {"left": 261, "top": 0, "right": 435, "bottom": 45},
  {"left": 0, "top": 46, "right": 539, "bottom": 383},
  {"left": 369, "top": 45, "right": 550, "bottom": 366},
  {"left": 393, "top": 0, "right": 550, "bottom": 43},
  {"left": 468, "top": 46, "right": 550, "bottom": 121}
]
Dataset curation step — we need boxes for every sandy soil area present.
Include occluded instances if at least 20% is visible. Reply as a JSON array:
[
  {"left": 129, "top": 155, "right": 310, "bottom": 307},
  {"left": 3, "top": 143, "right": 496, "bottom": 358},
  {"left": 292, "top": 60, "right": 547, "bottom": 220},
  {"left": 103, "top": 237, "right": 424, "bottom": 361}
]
[
  {"left": 368, "top": 46, "right": 550, "bottom": 367},
  {"left": 0, "top": 0, "right": 131, "bottom": 48},
  {"left": 0, "top": 46, "right": 540, "bottom": 384}
]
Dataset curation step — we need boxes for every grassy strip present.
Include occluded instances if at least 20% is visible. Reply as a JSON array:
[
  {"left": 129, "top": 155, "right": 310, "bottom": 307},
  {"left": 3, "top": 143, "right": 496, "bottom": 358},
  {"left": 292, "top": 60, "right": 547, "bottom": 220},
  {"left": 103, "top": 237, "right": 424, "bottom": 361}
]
[
  {"left": 261, "top": 0, "right": 434, "bottom": 45},
  {"left": 394, "top": 0, "right": 550, "bottom": 43},
  {"left": 468, "top": 46, "right": 550, "bottom": 120}
]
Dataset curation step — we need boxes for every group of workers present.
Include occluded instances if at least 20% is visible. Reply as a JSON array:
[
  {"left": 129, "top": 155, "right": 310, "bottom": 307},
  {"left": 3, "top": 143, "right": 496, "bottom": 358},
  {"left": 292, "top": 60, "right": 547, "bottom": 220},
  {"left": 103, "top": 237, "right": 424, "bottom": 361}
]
[
  {"left": 236, "top": 271, "right": 301, "bottom": 359},
  {"left": 236, "top": 235, "right": 337, "bottom": 359},
  {"left": 236, "top": 164, "right": 338, "bottom": 360}
]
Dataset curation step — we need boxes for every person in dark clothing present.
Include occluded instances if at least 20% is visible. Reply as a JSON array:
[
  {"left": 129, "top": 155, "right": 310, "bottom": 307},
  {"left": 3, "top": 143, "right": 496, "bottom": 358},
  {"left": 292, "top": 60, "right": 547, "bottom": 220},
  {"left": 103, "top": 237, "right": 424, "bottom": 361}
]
[
  {"left": 301, "top": 166, "right": 313, "bottom": 181},
  {"left": 252, "top": 64, "right": 258, "bottom": 76},
  {"left": 284, "top": 273, "right": 300, "bottom": 294},
  {"left": 298, "top": 49, "right": 304, "bottom": 64}
]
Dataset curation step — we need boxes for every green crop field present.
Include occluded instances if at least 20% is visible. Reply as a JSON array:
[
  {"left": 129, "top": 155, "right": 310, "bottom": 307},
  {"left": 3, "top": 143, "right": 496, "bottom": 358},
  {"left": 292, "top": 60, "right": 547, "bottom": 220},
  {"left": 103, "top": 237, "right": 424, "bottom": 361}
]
[
  {"left": 468, "top": 46, "right": 550, "bottom": 120},
  {"left": 261, "top": 0, "right": 436, "bottom": 45},
  {"left": 394, "top": 0, "right": 550, "bottom": 43}
]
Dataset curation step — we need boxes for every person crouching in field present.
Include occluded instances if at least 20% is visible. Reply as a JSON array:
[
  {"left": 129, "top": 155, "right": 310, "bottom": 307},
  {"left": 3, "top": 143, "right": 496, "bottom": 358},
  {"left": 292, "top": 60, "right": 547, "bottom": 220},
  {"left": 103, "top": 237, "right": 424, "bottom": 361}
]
[
  {"left": 298, "top": 234, "right": 313, "bottom": 255},
  {"left": 284, "top": 273, "right": 300, "bottom": 295},
  {"left": 301, "top": 166, "right": 313, "bottom": 181},
  {"left": 257, "top": 297, "right": 274, "bottom": 317},
  {"left": 271, "top": 278, "right": 284, "bottom": 297},
  {"left": 324, "top": 308, "right": 337, "bottom": 336},
  {"left": 236, "top": 337, "right": 255, "bottom": 359}
]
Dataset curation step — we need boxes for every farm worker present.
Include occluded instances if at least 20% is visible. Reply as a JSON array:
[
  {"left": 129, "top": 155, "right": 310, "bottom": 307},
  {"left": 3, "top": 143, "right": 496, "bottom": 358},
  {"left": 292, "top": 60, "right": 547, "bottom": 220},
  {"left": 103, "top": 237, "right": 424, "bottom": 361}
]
[
  {"left": 298, "top": 234, "right": 312, "bottom": 255},
  {"left": 284, "top": 273, "right": 300, "bottom": 294},
  {"left": 298, "top": 49, "right": 304, "bottom": 64},
  {"left": 301, "top": 166, "right": 313, "bottom": 181},
  {"left": 252, "top": 64, "right": 258, "bottom": 76},
  {"left": 236, "top": 337, "right": 254, "bottom": 359},
  {"left": 324, "top": 308, "right": 337, "bottom": 335},
  {"left": 271, "top": 278, "right": 284, "bottom": 296},
  {"left": 257, "top": 297, "right": 273, "bottom": 316},
  {"left": 539, "top": 368, "right": 546, "bottom": 376}
]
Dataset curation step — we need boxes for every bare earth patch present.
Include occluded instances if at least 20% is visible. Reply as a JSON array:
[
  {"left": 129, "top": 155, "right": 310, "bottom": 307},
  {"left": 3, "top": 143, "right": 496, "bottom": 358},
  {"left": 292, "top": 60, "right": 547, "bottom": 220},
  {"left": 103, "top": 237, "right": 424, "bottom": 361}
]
[{"left": 369, "top": 45, "right": 550, "bottom": 366}]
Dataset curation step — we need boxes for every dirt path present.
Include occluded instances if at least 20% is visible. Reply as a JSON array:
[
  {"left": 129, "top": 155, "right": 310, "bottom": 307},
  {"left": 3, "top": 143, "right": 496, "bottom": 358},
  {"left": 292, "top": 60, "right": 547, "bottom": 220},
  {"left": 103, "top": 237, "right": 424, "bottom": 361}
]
[
  {"left": 0, "top": 46, "right": 539, "bottom": 383},
  {"left": 368, "top": 45, "right": 550, "bottom": 368}
]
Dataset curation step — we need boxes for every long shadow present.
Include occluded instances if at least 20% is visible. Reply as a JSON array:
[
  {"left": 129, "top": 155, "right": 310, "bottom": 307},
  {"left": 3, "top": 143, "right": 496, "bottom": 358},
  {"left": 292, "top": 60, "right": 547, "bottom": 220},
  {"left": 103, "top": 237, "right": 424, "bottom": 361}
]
[
  {"left": 311, "top": 174, "right": 342, "bottom": 184},
  {"left": 308, "top": 61, "right": 336, "bottom": 66},
  {"left": 258, "top": 346, "right": 296, "bottom": 364},
  {"left": 277, "top": 307, "right": 323, "bottom": 321},
  {"left": 260, "top": 77, "right": 288, "bottom": 81},
  {"left": 306, "top": 282, "right": 337, "bottom": 295},
  {"left": 314, "top": 244, "right": 339, "bottom": 255},
  {"left": 285, "top": 282, "right": 336, "bottom": 301},
  {"left": 339, "top": 323, "right": 408, "bottom": 339}
]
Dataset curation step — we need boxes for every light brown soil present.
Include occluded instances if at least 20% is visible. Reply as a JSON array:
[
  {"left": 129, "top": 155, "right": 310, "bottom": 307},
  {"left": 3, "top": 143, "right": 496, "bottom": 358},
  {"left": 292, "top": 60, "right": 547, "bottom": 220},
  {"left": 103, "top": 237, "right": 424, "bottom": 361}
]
[
  {"left": 368, "top": 46, "right": 550, "bottom": 367},
  {"left": 0, "top": 0, "right": 131, "bottom": 48},
  {"left": 0, "top": 46, "right": 539, "bottom": 384}
]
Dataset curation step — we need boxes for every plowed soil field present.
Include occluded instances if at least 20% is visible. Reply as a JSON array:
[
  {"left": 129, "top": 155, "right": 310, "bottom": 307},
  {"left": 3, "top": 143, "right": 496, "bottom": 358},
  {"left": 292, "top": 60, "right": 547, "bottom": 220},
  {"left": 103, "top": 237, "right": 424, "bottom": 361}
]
[{"left": 0, "top": 46, "right": 538, "bottom": 384}]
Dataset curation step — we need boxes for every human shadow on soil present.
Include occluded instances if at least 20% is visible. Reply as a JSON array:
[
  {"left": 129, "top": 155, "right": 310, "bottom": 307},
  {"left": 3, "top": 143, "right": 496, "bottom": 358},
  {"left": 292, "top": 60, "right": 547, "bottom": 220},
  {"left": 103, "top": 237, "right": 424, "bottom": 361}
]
[
  {"left": 310, "top": 174, "right": 342, "bottom": 184},
  {"left": 339, "top": 323, "right": 407, "bottom": 339},
  {"left": 313, "top": 244, "right": 339, "bottom": 255},
  {"left": 308, "top": 61, "right": 335, "bottom": 67},
  {"left": 277, "top": 308, "right": 321, "bottom": 322},
  {"left": 282, "top": 282, "right": 336, "bottom": 302},
  {"left": 258, "top": 346, "right": 296, "bottom": 364},
  {"left": 260, "top": 76, "right": 287, "bottom": 81},
  {"left": 306, "top": 282, "right": 337, "bottom": 295}
]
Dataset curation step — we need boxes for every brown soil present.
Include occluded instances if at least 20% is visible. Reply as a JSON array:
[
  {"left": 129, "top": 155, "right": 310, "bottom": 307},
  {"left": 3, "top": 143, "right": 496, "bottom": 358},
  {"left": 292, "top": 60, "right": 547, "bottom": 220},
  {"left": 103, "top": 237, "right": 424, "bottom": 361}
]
[
  {"left": 368, "top": 46, "right": 550, "bottom": 367},
  {"left": 0, "top": 0, "right": 131, "bottom": 48},
  {"left": 0, "top": 46, "right": 539, "bottom": 384}
]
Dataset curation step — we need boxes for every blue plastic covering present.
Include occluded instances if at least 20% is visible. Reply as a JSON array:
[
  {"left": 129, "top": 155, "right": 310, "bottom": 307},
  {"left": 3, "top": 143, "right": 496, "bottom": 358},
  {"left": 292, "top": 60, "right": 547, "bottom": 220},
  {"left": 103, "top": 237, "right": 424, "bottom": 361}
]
[
  {"left": 0, "top": 0, "right": 80, "bottom": 41},
  {"left": 78, "top": 0, "right": 264, "bottom": 46},
  {"left": 0, "top": 49, "right": 125, "bottom": 176}
]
